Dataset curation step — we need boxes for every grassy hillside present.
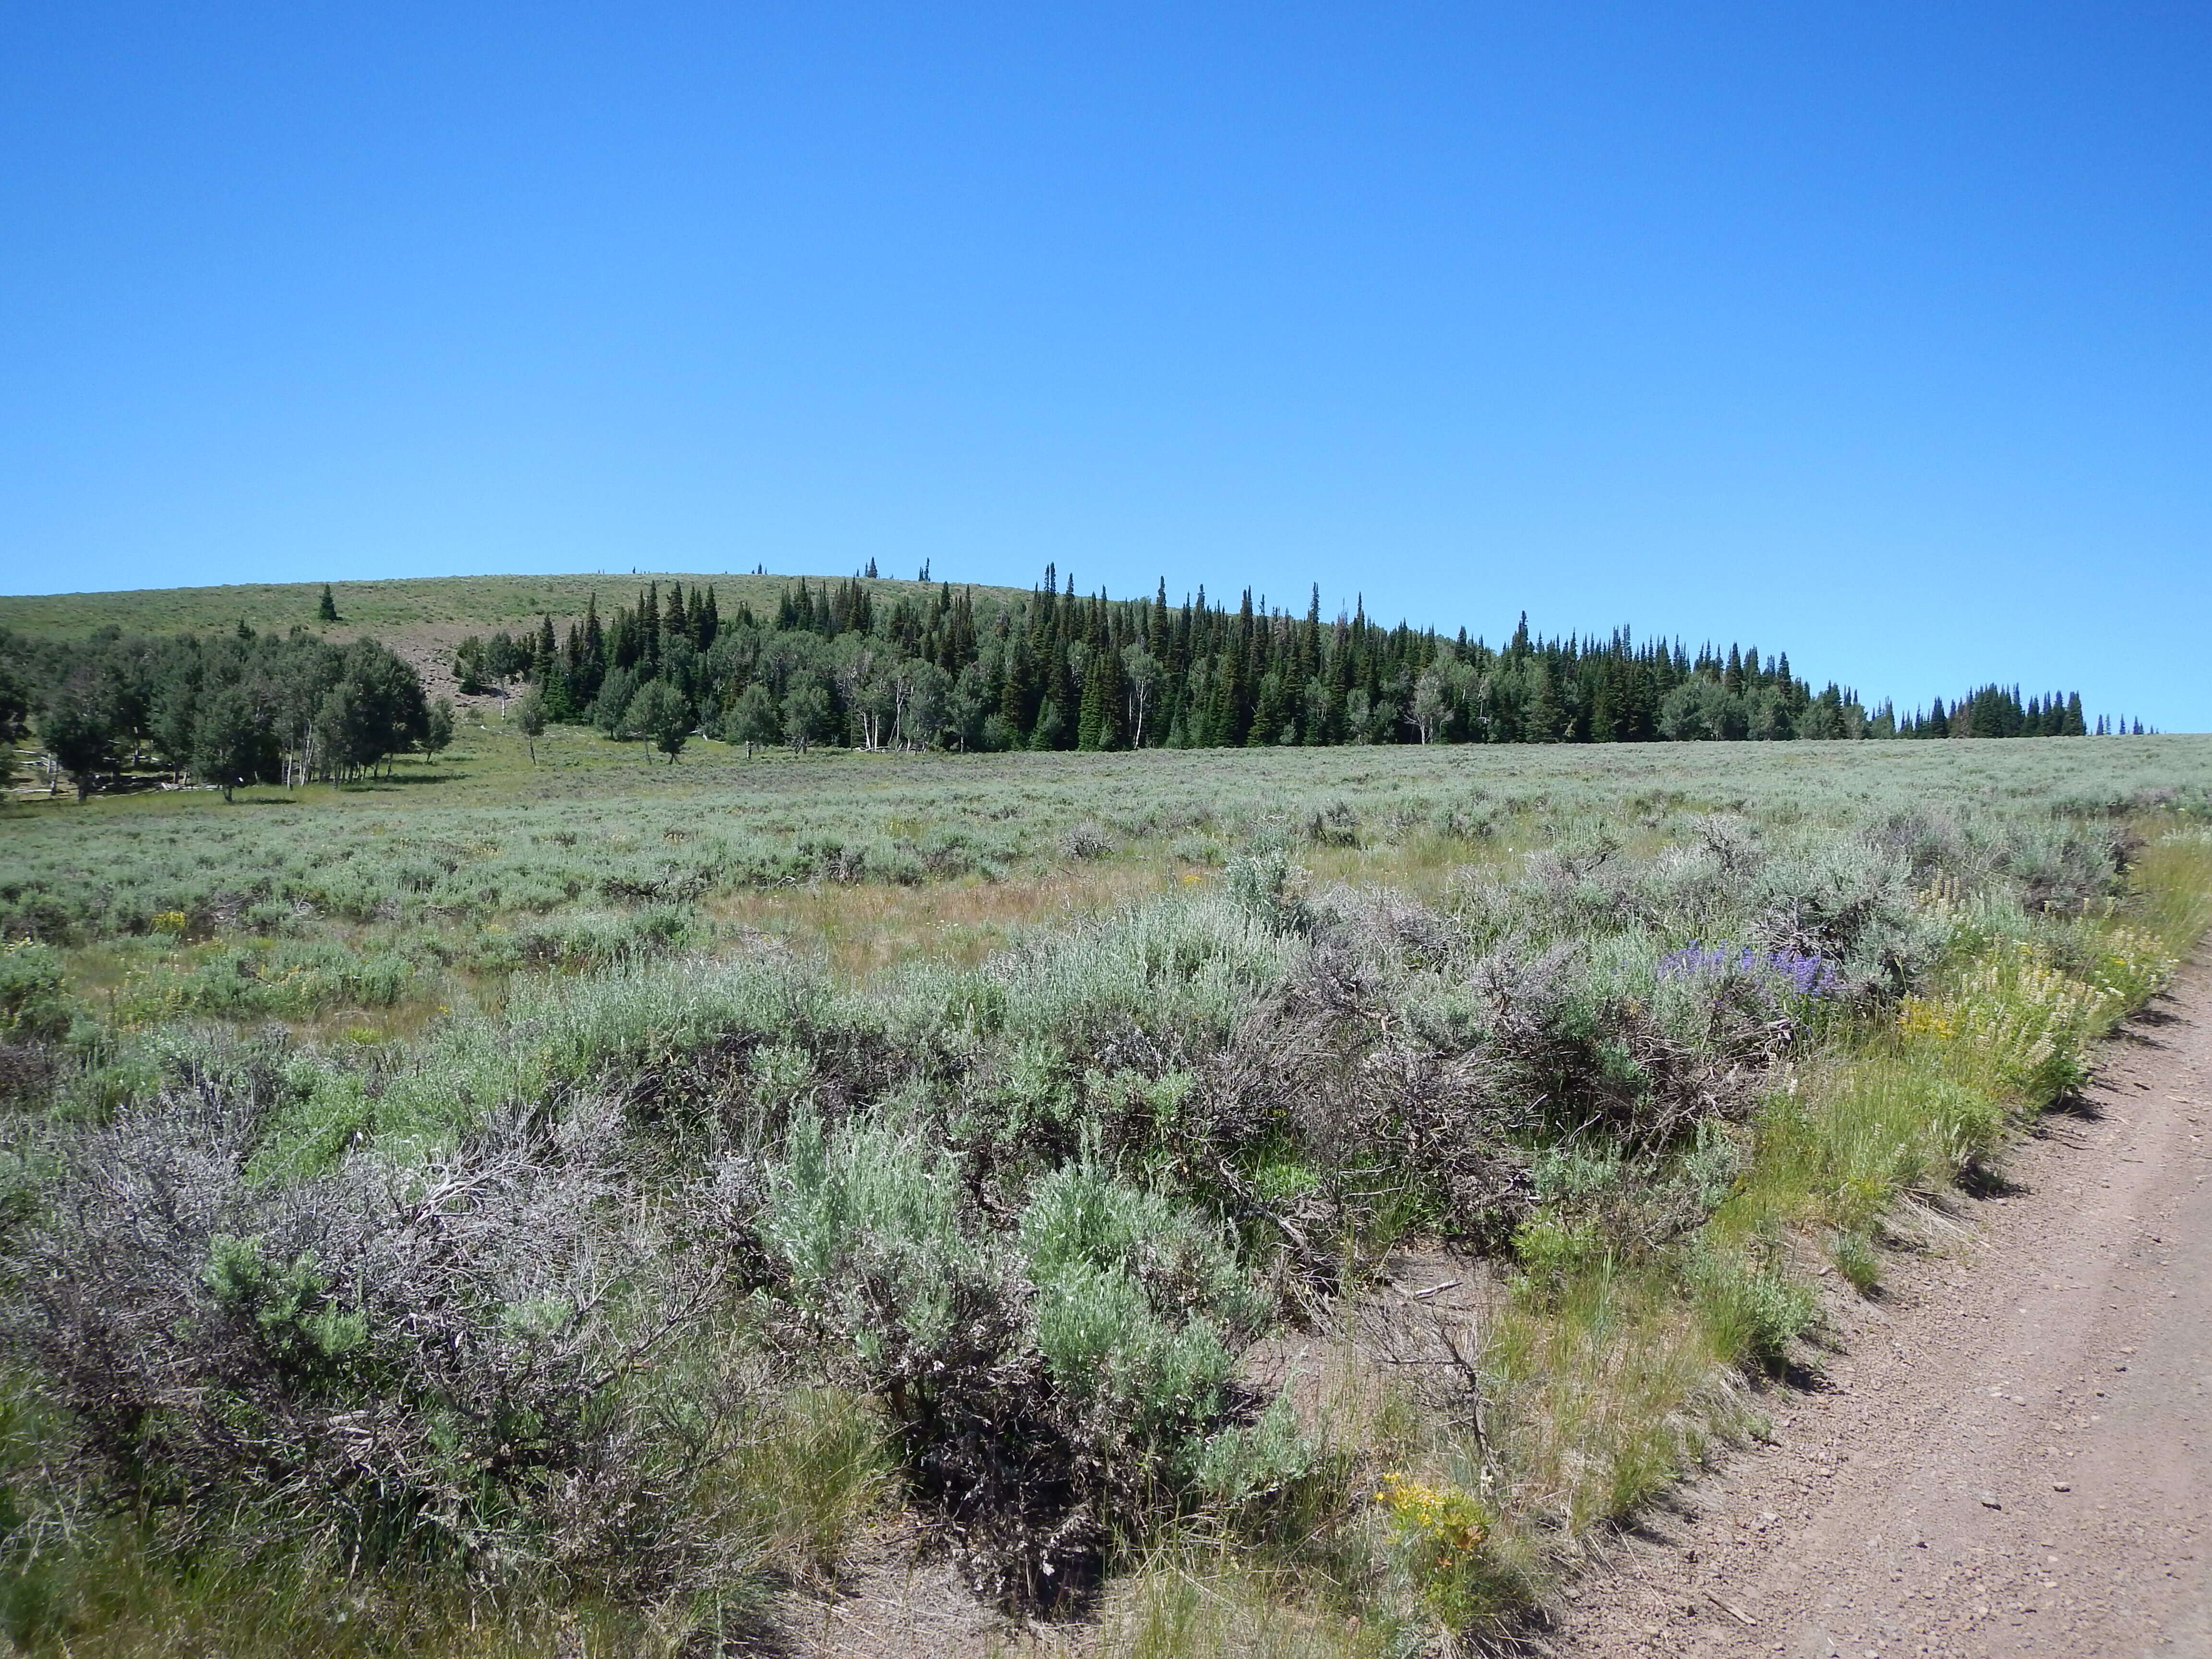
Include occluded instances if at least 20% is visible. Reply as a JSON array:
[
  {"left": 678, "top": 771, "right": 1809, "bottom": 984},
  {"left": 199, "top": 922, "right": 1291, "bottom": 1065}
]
[{"left": 0, "top": 569, "right": 1023, "bottom": 640}]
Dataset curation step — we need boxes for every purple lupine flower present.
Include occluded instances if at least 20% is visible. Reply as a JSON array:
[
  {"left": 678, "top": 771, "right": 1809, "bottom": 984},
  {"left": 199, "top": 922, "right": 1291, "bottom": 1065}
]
[
  {"left": 1764, "top": 950, "right": 1843, "bottom": 997},
  {"left": 1660, "top": 942, "right": 1841, "bottom": 998}
]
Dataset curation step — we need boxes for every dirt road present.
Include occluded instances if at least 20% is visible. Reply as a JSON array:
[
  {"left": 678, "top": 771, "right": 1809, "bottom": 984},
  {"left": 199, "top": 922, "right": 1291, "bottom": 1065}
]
[{"left": 1557, "top": 956, "right": 2212, "bottom": 1659}]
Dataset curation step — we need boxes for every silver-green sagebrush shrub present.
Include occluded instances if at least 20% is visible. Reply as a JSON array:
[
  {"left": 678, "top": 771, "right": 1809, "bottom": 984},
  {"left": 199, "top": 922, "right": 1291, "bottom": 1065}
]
[
  {"left": 0, "top": 942, "right": 73, "bottom": 1101},
  {"left": 765, "top": 1108, "right": 1073, "bottom": 1606},
  {"left": 1181, "top": 1393, "right": 1332, "bottom": 1540},
  {"left": 4, "top": 1090, "right": 763, "bottom": 1610},
  {"left": 987, "top": 889, "right": 1298, "bottom": 1051},
  {"left": 1224, "top": 849, "right": 1321, "bottom": 936},
  {"left": 766, "top": 1106, "right": 987, "bottom": 1364},
  {"left": 763, "top": 1118, "right": 1296, "bottom": 1611},
  {"left": 1021, "top": 1157, "right": 1268, "bottom": 1438},
  {"left": 0, "top": 946, "right": 77, "bottom": 1046}
]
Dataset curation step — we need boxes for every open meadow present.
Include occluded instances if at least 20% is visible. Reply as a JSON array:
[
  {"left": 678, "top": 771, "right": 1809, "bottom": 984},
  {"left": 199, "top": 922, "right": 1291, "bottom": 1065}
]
[
  {"left": 0, "top": 572, "right": 984, "bottom": 645},
  {"left": 3, "top": 718, "right": 2211, "bottom": 1656}
]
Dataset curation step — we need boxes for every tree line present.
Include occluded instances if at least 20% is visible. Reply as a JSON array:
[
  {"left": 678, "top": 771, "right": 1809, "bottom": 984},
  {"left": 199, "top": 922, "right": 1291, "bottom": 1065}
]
[
  {"left": 0, "top": 571, "right": 2126, "bottom": 798},
  {"left": 0, "top": 625, "right": 445, "bottom": 800},
  {"left": 454, "top": 567, "right": 2100, "bottom": 756},
  {"left": 1898, "top": 684, "right": 2092, "bottom": 740}
]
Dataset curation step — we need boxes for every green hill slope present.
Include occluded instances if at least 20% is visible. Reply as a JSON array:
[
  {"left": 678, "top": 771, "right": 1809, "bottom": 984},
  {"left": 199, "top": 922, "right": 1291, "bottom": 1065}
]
[{"left": 0, "top": 570, "right": 1022, "bottom": 639}]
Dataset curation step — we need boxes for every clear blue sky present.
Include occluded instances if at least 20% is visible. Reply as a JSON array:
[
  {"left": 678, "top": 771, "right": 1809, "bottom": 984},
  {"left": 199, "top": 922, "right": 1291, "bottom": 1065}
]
[{"left": 3, "top": 4, "right": 2206, "bottom": 727}]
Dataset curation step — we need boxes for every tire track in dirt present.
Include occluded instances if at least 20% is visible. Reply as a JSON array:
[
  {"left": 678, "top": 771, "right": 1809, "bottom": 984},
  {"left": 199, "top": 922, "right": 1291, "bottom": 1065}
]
[{"left": 1556, "top": 954, "right": 2212, "bottom": 1659}]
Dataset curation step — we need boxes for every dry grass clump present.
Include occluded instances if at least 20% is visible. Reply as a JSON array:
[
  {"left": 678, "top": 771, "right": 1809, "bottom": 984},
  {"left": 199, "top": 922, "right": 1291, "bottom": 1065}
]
[
  {"left": 1091, "top": 1553, "right": 1390, "bottom": 1659},
  {"left": 724, "top": 1385, "right": 899, "bottom": 1583},
  {"left": 710, "top": 861, "right": 1175, "bottom": 982}
]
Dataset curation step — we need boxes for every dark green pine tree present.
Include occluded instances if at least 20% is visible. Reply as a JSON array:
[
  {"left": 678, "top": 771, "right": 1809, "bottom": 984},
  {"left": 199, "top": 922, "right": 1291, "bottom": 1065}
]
[
  {"left": 1212, "top": 642, "right": 1247, "bottom": 748},
  {"left": 316, "top": 584, "right": 340, "bottom": 623},
  {"left": 1248, "top": 665, "right": 1286, "bottom": 745},
  {"left": 1048, "top": 640, "right": 1078, "bottom": 748},
  {"left": 999, "top": 636, "right": 1034, "bottom": 738},
  {"left": 1075, "top": 651, "right": 1105, "bottom": 750},
  {"left": 1094, "top": 639, "right": 1126, "bottom": 749},
  {"left": 1222, "top": 594, "right": 1257, "bottom": 745},
  {"left": 1527, "top": 662, "right": 1563, "bottom": 742},
  {"left": 528, "top": 615, "right": 570, "bottom": 720},
  {"left": 1589, "top": 662, "right": 1618, "bottom": 743},
  {"left": 1029, "top": 695, "right": 1064, "bottom": 750}
]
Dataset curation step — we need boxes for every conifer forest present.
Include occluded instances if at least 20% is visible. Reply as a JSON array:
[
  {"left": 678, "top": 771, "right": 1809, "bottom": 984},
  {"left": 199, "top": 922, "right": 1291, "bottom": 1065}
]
[{"left": 456, "top": 568, "right": 2097, "bottom": 759}]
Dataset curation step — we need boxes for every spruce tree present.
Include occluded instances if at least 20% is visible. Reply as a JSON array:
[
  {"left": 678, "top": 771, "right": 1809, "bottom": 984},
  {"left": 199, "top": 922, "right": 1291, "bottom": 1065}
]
[
  {"left": 1527, "top": 662, "right": 1563, "bottom": 743},
  {"left": 1075, "top": 652, "right": 1104, "bottom": 749}
]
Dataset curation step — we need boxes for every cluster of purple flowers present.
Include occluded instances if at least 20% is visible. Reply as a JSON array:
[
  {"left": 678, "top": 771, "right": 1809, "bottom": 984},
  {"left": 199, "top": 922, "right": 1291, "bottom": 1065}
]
[{"left": 1659, "top": 943, "right": 1842, "bottom": 998}]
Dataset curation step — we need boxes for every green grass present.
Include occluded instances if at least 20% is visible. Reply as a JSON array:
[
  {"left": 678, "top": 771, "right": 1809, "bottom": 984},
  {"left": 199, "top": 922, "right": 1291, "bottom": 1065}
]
[{"left": 0, "top": 569, "right": 1022, "bottom": 641}]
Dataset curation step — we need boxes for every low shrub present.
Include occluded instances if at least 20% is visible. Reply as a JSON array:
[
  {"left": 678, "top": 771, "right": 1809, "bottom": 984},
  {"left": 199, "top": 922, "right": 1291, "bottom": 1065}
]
[
  {"left": 1687, "top": 1236, "right": 1818, "bottom": 1373},
  {"left": 3, "top": 1092, "right": 765, "bottom": 1612},
  {"left": 1374, "top": 1473, "right": 1511, "bottom": 1633},
  {"left": 764, "top": 1118, "right": 1286, "bottom": 1609},
  {"left": 0, "top": 945, "right": 70, "bottom": 1044},
  {"left": 1060, "top": 822, "right": 1115, "bottom": 861}
]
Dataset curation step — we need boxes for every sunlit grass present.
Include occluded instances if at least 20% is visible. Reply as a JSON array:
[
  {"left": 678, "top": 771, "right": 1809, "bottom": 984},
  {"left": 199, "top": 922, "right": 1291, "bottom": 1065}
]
[
  {"left": 2132, "top": 829, "right": 2212, "bottom": 955},
  {"left": 708, "top": 863, "right": 1185, "bottom": 979},
  {"left": 1484, "top": 1259, "right": 1751, "bottom": 1538},
  {"left": 1091, "top": 1552, "right": 1395, "bottom": 1659}
]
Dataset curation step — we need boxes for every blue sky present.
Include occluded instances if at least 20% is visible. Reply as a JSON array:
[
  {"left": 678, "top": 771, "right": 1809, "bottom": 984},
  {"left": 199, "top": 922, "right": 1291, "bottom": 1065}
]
[{"left": 2, "top": 3, "right": 2206, "bottom": 727}]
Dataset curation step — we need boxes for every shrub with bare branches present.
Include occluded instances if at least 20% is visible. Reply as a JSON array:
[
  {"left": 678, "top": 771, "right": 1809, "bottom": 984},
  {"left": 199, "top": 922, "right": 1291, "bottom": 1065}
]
[{"left": 5, "top": 1088, "right": 765, "bottom": 1606}]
